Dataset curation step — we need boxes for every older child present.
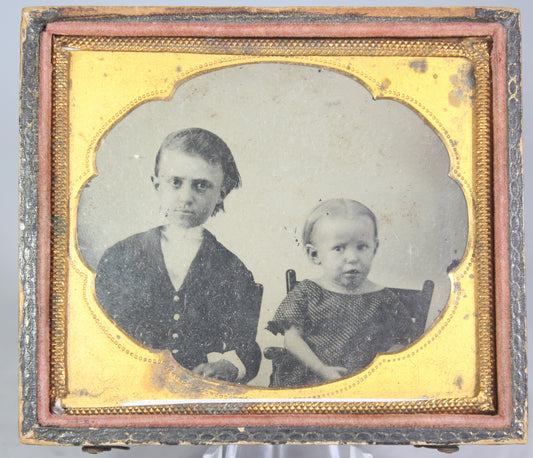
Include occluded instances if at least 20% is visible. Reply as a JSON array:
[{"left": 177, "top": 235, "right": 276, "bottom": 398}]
[
  {"left": 268, "top": 199, "right": 417, "bottom": 387},
  {"left": 96, "top": 128, "right": 261, "bottom": 383}
]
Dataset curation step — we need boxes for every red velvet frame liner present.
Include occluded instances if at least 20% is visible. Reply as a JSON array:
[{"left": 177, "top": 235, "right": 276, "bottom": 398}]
[{"left": 36, "top": 20, "right": 510, "bottom": 430}]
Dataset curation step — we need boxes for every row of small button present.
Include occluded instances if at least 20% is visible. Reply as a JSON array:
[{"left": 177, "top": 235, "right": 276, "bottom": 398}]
[{"left": 172, "top": 298, "right": 180, "bottom": 354}]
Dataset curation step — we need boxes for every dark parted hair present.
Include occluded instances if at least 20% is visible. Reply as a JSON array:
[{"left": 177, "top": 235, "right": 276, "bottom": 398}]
[
  {"left": 154, "top": 128, "right": 241, "bottom": 215},
  {"left": 302, "top": 198, "right": 378, "bottom": 246}
]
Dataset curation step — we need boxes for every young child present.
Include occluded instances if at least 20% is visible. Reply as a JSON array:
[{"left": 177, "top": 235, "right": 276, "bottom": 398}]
[
  {"left": 267, "top": 199, "right": 417, "bottom": 387},
  {"left": 96, "top": 128, "right": 261, "bottom": 383}
]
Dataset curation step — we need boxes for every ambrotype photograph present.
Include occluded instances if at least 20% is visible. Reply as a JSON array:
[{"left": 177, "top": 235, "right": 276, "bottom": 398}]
[
  {"left": 77, "top": 63, "right": 467, "bottom": 388},
  {"left": 19, "top": 6, "right": 526, "bottom": 446}
]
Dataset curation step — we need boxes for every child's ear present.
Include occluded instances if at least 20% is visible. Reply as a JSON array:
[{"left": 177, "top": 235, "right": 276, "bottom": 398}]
[
  {"left": 374, "top": 238, "right": 380, "bottom": 254},
  {"left": 151, "top": 175, "right": 159, "bottom": 190},
  {"left": 306, "top": 244, "right": 321, "bottom": 265}
]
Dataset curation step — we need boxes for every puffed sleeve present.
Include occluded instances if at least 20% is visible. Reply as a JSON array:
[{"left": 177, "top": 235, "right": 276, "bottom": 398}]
[{"left": 266, "top": 281, "right": 310, "bottom": 336}]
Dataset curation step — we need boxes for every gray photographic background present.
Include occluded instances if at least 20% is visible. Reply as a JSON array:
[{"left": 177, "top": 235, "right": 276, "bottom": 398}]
[{"left": 5, "top": 0, "right": 532, "bottom": 456}]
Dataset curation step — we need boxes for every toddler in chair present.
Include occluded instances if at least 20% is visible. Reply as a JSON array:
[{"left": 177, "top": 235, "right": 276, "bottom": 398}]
[{"left": 267, "top": 199, "right": 418, "bottom": 387}]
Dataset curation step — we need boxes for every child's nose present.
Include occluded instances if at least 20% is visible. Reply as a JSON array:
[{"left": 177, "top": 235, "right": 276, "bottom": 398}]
[
  {"left": 177, "top": 183, "right": 194, "bottom": 203},
  {"left": 344, "top": 247, "right": 359, "bottom": 263}
]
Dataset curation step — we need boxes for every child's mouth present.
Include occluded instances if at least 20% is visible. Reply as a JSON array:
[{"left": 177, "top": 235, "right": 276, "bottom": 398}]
[{"left": 343, "top": 269, "right": 360, "bottom": 275}]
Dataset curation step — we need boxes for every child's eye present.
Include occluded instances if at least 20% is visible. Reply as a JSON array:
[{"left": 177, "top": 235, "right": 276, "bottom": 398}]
[
  {"left": 358, "top": 244, "right": 369, "bottom": 251},
  {"left": 333, "top": 246, "right": 344, "bottom": 252},
  {"left": 194, "top": 181, "right": 212, "bottom": 193},
  {"left": 170, "top": 178, "right": 182, "bottom": 188}
]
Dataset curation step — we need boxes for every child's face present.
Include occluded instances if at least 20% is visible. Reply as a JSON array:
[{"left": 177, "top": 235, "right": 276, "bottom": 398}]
[
  {"left": 307, "top": 215, "right": 378, "bottom": 291},
  {"left": 152, "top": 148, "right": 224, "bottom": 228}
]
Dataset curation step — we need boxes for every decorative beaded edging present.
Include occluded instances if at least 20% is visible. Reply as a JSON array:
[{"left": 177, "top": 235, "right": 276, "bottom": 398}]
[
  {"left": 49, "top": 35, "right": 494, "bottom": 416},
  {"left": 70, "top": 51, "right": 471, "bottom": 406}
]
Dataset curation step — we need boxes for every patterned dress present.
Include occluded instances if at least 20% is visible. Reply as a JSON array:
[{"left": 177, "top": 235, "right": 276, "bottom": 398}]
[{"left": 267, "top": 280, "right": 417, "bottom": 387}]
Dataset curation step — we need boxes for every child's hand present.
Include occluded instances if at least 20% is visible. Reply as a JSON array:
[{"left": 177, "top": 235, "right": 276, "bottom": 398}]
[
  {"left": 318, "top": 365, "right": 348, "bottom": 381},
  {"left": 193, "top": 360, "right": 239, "bottom": 382}
]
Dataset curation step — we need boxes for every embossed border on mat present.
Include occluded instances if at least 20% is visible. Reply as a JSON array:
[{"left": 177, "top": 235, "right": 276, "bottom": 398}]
[{"left": 49, "top": 35, "right": 494, "bottom": 416}]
